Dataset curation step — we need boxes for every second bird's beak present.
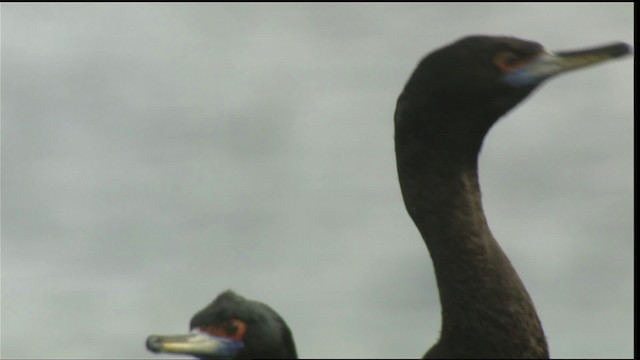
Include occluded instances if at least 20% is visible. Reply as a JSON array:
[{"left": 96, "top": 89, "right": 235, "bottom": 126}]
[
  {"left": 146, "top": 331, "right": 243, "bottom": 359},
  {"left": 503, "top": 42, "right": 632, "bottom": 86}
]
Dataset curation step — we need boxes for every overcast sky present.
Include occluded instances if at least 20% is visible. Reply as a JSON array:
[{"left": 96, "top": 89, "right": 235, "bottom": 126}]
[{"left": 1, "top": 3, "right": 633, "bottom": 359}]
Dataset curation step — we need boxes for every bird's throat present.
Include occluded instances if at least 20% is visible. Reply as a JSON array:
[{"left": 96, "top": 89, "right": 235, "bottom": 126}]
[{"left": 395, "top": 133, "right": 548, "bottom": 357}]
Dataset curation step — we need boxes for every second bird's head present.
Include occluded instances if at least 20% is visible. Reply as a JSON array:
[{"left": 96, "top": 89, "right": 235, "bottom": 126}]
[{"left": 146, "top": 291, "right": 297, "bottom": 359}]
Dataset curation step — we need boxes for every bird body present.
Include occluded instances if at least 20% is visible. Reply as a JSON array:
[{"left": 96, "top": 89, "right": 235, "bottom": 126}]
[{"left": 146, "top": 35, "right": 631, "bottom": 359}]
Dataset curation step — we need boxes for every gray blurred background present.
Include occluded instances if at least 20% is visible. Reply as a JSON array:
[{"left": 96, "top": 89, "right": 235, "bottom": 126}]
[{"left": 1, "top": 3, "right": 633, "bottom": 359}]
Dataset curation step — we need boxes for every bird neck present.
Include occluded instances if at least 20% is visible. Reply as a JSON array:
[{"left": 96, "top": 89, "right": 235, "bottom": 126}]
[{"left": 394, "top": 116, "right": 548, "bottom": 357}]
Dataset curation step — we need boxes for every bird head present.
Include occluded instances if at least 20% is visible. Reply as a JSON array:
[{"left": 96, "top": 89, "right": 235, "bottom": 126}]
[
  {"left": 395, "top": 35, "right": 631, "bottom": 153},
  {"left": 146, "top": 291, "right": 297, "bottom": 359}
]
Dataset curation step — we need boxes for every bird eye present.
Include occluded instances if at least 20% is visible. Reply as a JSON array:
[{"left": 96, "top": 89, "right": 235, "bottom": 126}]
[
  {"left": 222, "top": 319, "right": 248, "bottom": 340},
  {"left": 225, "top": 319, "right": 239, "bottom": 335},
  {"left": 494, "top": 51, "right": 522, "bottom": 71},
  {"left": 195, "top": 319, "right": 248, "bottom": 341}
]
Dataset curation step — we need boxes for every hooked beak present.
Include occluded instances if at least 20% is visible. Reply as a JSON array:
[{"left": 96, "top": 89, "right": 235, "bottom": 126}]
[
  {"left": 503, "top": 42, "right": 632, "bottom": 86},
  {"left": 146, "top": 331, "right": 244, "bottom": 359}
]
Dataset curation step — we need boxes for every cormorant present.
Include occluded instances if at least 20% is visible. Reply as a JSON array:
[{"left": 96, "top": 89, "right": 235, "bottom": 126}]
[
  {"left": 145, "top": 35, "right": 631, "bottom": 359},
  {"left": 146, "top": 290, "right": 297, "bottom": 359},
  {"left": 395, "top": 36, "right": 630, "bottom": 358}
]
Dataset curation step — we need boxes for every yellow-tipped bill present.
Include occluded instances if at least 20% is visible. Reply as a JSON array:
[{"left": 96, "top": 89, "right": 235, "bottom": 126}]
[
  {"left": 146, "top": 331, "right": 243, "bottom": 358},
  {"left": 503, "top": 42, "right": 632, "bottom": 86}
]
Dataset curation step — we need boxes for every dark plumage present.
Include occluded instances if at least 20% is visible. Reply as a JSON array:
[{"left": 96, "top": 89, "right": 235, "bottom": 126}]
[
  {"left": 396, "top": 35, "right": 548, "bottom": 359},
  {"left": 395, "top": 35, "right": 630, "bottom": 359},
  {"left": 191, "top": 291, "right": 297, "bottom": 359},
  {"left": 146, "top": 35, "right": 630, "bottom": 359},
  {"left": 146, "top": 291, "right": 296, "bottom": 359}
]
